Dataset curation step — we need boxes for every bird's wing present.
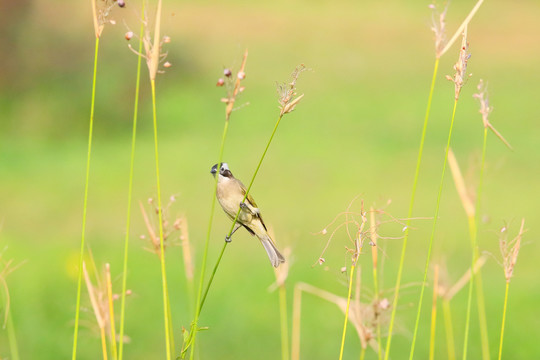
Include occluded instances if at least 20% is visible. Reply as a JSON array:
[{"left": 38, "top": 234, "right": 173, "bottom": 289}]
[{"left": 239, "top": 181, "right": 268, "bottom": 231}]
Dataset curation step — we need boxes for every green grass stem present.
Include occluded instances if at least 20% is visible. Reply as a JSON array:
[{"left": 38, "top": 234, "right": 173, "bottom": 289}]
[
  {"left": 279, "top": 284, "right": 290, "bottom": 360},
  {"left": 497, "top": 281, "right": 510, "bottom": 360},
  {"left": 72, "top": 36, "right": 100, "bottom": 360},
  {"left": 360, "top": 346, "right": 366, "bottom": 360},
  {"left": 409, "top": 98, "right": 458, "bottom": 359},
  {"left": 429, "top": 265, "right": 439, "bottom": 360},
  {"left": 443, "top": 299, "right": 456, "bottom": 360},
  {"left": 118, "top": 3, "right": 145, "bottom": 358},
  {"left": 7, "top": 308, "right": 19, "bottom": 360},
  {"left": 227, "top": 114, "right": 283, "bottom": 237},
  {"left": 385, "top": 57, "right": 439, "bottom": 359},
  {"left": 187, "top": 119, "right": 230, "bottom": 359},
  {"left": 369, "top": 209, "right": 382, "bottom": 360},
  {"left": 105, "top": 264, "right": 118, "bottom": 360},
  {"left": 339, "top": 264, "right": 355, "bottom": 360},
  {"left": 150, "top": 78, "right": 172, "bottom": 360},
  {"left": 474, "top": 128, "right": 491, "bottom": 360},
  {"left": 462, "top": 127, "right": 490, "bottom": 360}
]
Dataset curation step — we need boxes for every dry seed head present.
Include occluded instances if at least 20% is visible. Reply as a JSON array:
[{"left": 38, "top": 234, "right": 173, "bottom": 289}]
[
  {"left": 221, "top": 50, "right": 249, "bottom": 118},
  {"left": 125, "top": 31, "right": 134, "bottom": 41},
  {"left": 446, "top": 28, "right": 472, "bottom": 100},
  {"left": 500, "top": 219, "right": 525, "bottom": 283},
  {"left": 430, "top": 2, "right": 448, "bottom": 58},
  {"left": 473, "top": 80, "right": 513, "bottom": 150},
  {"left": 126, "top": 0, "right": 169, "bottom": 80},
  {"left": 473, "top": 79, "right": 492, "bottom": 129},
  {"left": 92, "top": 0, "right": 123, "bottom": 37},
  {"left": 277, "top": 64, "right": 307, "bottom": 116}
]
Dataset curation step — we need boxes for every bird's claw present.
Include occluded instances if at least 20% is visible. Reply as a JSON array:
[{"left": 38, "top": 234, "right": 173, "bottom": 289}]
[
  {"left": 239, "top": 202, "right": 248, "bottom": 210},
  {"left": 225, "top": 235, "right": 232, "bottom": 243}
]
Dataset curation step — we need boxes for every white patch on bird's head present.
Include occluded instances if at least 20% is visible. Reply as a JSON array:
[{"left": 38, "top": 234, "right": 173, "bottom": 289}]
[{"left": 211, "top": 162, "right": 233, "bottom": 179}]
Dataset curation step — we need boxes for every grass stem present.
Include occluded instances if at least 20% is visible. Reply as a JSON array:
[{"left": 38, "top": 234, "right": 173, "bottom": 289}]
[
  {"left": 7, "top": 307, "right": 19, "bottom": 360},
  {"left": 151, "top": 78, "right": 172, "bottom": 360},
  {"left": 291, "top": 284, "right": 302, "bottom": 360},
  {"left": 497, "top": 281, "right": 510, "bottom": 360},
  {"left": 429, "top": 265, "right": 439, "bottom": 360},
  {"left": 118, "top": 3, "right": 145, "bottom": 358},
  {"left": 188, "top": 51, "right": 249, "bottom": 359},
  {"left": 100, "top": 326, "right": 109, "bottom": 360},
  {"left": 338, "top": 264, "right": 355, "bottom": 360},
  {"left": 369, "top": 208, "right": 382, "bottom": 360},
  {"left": 279, "top": 284, "right": 290, "bottom": 360},
  {"left": 105, "top": 264, "right": 118, "bottom": 360},
  {"left": 72, "top": 35, "right": 100, "bottom": 360},
  {"left": 442, "top": 299, "right": 456, "bottom": 360},
  {"left": 409, "top": 98, "right": 458, "bottom": 359},
  {"left": 463, "top": 127, "right": 490, "bottom": 360},
  {"left": 188, "top": 119, "right": 230, "bottom": 359},
  {"left": 385, "top": 57, "right": 439, "bottom": 359},
  {"left": 227, "top": 114, "right": 283, "bottom": 236}
]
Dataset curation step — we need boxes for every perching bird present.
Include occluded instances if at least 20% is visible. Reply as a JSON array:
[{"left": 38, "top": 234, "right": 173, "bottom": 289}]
[{"left": 211, "top": 163, "right": 285, "bottom": 268}]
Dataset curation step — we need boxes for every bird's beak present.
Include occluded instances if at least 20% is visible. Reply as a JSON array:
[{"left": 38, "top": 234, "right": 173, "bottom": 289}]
[{"left": 210, "top": 164, "right": 218, "bottom": 176}]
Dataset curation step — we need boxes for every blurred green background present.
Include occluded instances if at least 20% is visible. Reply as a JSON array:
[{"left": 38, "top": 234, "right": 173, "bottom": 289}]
[{"left": 1, "top": 0, "right": 539, "bottom": 358}]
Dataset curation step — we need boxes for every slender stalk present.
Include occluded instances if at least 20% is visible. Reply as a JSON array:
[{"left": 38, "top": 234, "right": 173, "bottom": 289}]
[
  {"left": 429, "top": 265, "right": 439, "bottom": 360},
  {"left": 227, "top": 114, "right": 284, "bottom": 236},
  {"left": 410, "top": 99, "right": 459, "bottom": 359},
  {"left": 462, "top": 218, "right": 476, "bottom": 360},
  {"left": 72, "top": 36, "right": 100, "bottom": 360},
  {"left": 339, "top": 264, "right": 356, "bottom": 360},
  {"left": 463, "top": 127, "right": 490, "bottom": 360},
  {"left": 166, "top": 288, "right": 175, "bottom": 356},
  {"left": 385, "top": 58, "right": 440, "bottom": 358},
  {"left": 150, "top": 78, "right": 172, "bottom": 360},
  {"left": 360, "top": 346, "right": 366, "bottom": 360},
  {"left": 475, "top": 271, "right": 489, "bottom": 359},
  {"left": 442, "top": 299, "right": 456, "bottom": 360},
  {"left": 369, "top": 208, "right": 382, "bottom": 360},
  {"left": 291, "top": 284, "right": 302, "bottom": 360},
  {"left": 7, "top": 308, "right": 19, "bottom": 360},
  {"left": 279, "top": 284, "right": 290, "bottom": 360},
  {"left": 118, "top": 2, "right": 145, "bottom": 358},
  {"left": 100, "top": 326, "right": 109, "bottom": 360},
  {"left": 497, "top": 282, "right": 510, "bottom": 360},
  {"left": 105, "top": 264, "right": 118, "bottom": 360},
  {"left": 188, "top": 52, "right": 248, "bottom": 359},
  {"left": 188, "top": 120, "right": 230, "bottom": 359}
]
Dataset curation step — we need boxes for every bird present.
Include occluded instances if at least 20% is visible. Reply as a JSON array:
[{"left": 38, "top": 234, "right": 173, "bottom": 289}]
[{"left": 211, "top": 162, "right": 285, "bottom": 268}]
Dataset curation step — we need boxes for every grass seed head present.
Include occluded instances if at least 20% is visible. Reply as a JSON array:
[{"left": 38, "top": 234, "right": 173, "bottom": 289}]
[
  {"left": 429, "top": 2, "right": 448, "bottom": 58},
  {"left": 473, "top": 80, "right": 513, "bottom": 150},
  {"left": 500, "top": 219, "right": 525, "bottom": 283},
  {"left": 277, "top": 64, "right": 307, "bottom": 116},
  {"left": 446, "top": 29, "right": 472, "bottom": 100}
]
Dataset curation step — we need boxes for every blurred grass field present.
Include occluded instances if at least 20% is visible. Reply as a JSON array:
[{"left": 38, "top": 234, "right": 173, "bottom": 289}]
[{"left": 1, "top": 0, "right": 540, "bottom": 358}]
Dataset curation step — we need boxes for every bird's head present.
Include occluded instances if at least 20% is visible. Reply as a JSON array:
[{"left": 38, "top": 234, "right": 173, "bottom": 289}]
[{"left": 211, "top": 162, "right": 233, "bottom": 178}]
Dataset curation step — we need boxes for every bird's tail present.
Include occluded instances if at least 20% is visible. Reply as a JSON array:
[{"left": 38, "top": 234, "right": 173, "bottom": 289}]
[{"left": 260, "top": 234, "right": 285, "bottom": 268}]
